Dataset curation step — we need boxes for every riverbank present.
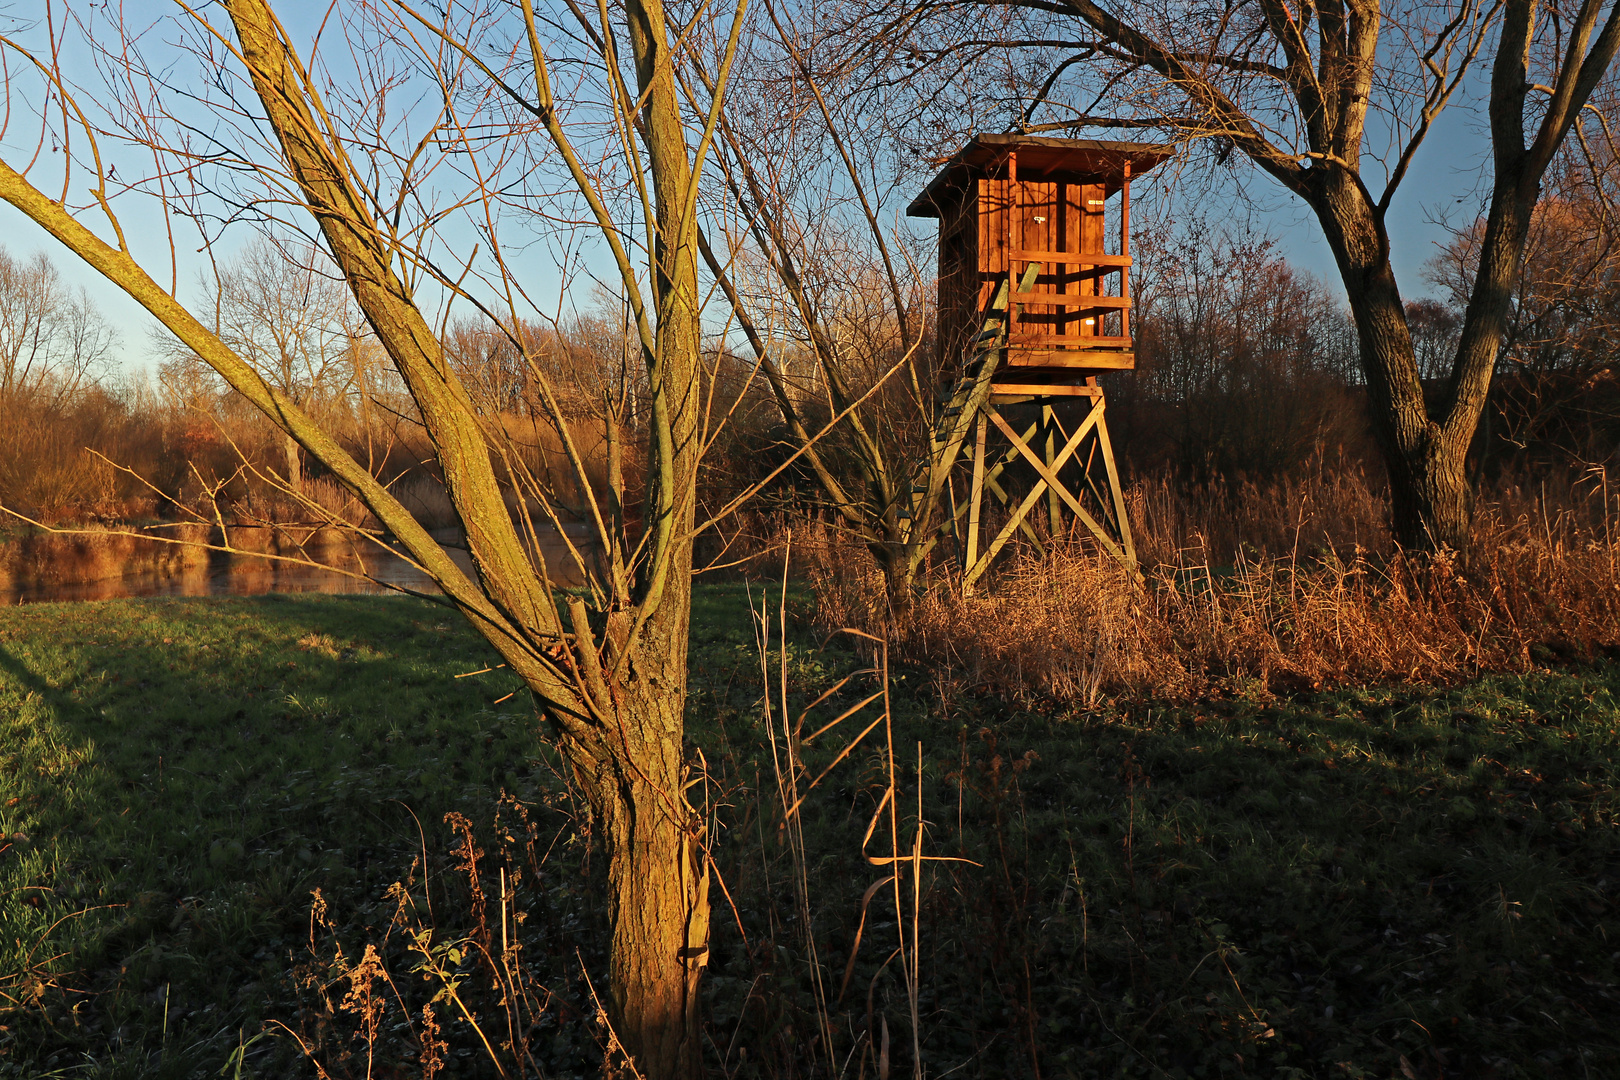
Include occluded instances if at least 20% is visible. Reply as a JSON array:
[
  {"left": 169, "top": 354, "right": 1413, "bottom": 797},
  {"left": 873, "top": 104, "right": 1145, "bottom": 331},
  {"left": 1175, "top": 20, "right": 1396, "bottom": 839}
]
[
  {"left": 0, "top": 591, "right": 1617, "bottom": 1077},
  {"left": 0, "top": 519, "right": 605, "bottom": 603}
]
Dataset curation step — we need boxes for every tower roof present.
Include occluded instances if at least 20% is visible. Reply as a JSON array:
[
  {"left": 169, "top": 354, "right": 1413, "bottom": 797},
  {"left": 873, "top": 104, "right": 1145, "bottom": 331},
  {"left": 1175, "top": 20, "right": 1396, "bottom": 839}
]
[{"left": 906, "top": 134, "right": 1174, "bottom": 218}]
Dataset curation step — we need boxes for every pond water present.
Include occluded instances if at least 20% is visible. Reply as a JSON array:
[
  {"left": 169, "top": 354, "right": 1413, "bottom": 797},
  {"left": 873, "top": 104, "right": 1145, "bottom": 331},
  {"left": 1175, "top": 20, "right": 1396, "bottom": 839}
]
[{"left": 0, "top": 524, "right": 594, "bottom": 605}]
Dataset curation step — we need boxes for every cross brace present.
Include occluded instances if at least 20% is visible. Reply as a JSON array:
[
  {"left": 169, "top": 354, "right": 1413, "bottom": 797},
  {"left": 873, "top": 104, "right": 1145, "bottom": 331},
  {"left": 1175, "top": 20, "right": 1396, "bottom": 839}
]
[
  {"left": 958, "top": 389, "right": 1136, "bottom": 593},
  {"left": 903, "top": 263, "right": 1137, "bottom": 593}
]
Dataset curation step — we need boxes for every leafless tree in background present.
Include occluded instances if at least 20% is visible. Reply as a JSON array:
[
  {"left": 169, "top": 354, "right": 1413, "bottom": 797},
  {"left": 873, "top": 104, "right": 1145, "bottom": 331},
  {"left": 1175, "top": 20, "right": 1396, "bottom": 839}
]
[
  {"left": 1118, "top": 219, "right": 1363, "bottom": 479},
  {"left": 819, "top": 0, "right": 1620, "bottom": 552},
  {"left": 0, "top": 245, "right": 115, "bottom": 408},
  {"left": 0, "top": 0, "right": 750, "bottom": 1073},
  {"left": 163, "top": 237, "right": 371, "bottom": 493},
  {"left": 1428, "top": 126, "right": 1620, "bottom": 464},
  {"left": 689, "top": 0, "right": 955, "bottom": 614}
]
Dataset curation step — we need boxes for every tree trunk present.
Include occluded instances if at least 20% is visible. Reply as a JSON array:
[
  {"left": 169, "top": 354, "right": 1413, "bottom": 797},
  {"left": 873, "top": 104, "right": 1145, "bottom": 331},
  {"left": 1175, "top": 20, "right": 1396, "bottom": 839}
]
[
  {"left": 603, "top": 766, "right": 709, "bottom": 1076},
  {"left": 554, "top": 670, "right": 708, "bottom": 1077},
  {"left": 1307, "top": 172, "right": 1477, "bottom": 551},
  {"left": 1339, "top": 272, "right": 1477, "bottom": 551},
  {"left": 605, "top": 0, "right": 712, "bottom": 1068},
  {"left": 284, "top": 432, "right": 303, "bottom": 495},
  {"left": 546, "top": 595, "right": 709, "bottom": 1078},
  {"left": 874, "top": 540, "right": 917, "bottom": 628}
]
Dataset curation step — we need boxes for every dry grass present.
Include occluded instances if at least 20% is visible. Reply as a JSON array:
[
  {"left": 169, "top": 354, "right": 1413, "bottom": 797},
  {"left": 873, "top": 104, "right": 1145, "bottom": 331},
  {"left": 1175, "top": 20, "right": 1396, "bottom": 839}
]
[
  {"left": 0, "top": 388, "right": 172, "bottom": 523},
  {"left": 813, "top": 473, "right": 1620, "bottom": 703},
  {"left": 1128, "top": 461, "right": 1392, "bottom": 565}
]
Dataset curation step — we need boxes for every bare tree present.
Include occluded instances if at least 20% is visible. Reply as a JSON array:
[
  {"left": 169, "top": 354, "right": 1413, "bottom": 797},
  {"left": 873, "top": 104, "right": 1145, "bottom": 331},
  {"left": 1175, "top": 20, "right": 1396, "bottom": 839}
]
[
  {"left": 830, "top": 0, "right": 1620, "bottom": 551},
  {"left": 1428, "top": 132, "right": 1620, "bottom": 460},
  {"left": 0, "top": 0, "right": 746, "bottom": 1075},
  {"left": 441, "top": 313, "right": 549, "bottom": 417},
  {"left": 1121, "top": 218, "right": 1362, "bottom": 478},
  {"left": 0, "top": 245, "right": 116, "bottom": 408},
  {"left": 1429, "top": 146, "right": 1620, "bottom": 377},
  {"left": 1405, "top": 299, "right": 1464, "bottom": 382},
  {"left": 163, "top": 237, "right": 369, "bottom": 492},
  {"left": 688, "top": 0, "right": 952, "bottom": 614}
]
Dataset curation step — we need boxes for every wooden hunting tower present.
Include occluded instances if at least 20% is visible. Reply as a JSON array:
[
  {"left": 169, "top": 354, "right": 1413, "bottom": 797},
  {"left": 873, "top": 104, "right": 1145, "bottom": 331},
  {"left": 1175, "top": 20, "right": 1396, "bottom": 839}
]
[{"left": 906, "top": 135, "right": 1172, "bottom": 587}]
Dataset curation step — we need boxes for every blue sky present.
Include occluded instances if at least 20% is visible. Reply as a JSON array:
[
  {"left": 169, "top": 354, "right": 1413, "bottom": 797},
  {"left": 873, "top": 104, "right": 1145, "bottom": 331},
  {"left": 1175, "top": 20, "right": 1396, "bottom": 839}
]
[
  {"left": 0, "top": 15, "right": 1501, "bottom": 377},
  {"left": 1273, "top": 104, "right": 1493, "bottom": 296}
]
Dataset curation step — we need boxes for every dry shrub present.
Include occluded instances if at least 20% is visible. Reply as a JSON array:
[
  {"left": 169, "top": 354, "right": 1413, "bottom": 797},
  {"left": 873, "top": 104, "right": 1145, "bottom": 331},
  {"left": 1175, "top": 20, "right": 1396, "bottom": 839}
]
[
  {"left": 829, "top": 548, "right": 1186, "bottom": 703},
  {"left": 1128, "top": 463, "right": 1391, "bottom": 566},
  {"left": 813, "top": 487, "right": 1620, "bottom": 704},
  {"left": 289, "top": 797, "right": 606, "bottom": 1079},
  {"left": 224, "top": 475, "right": 380, "bottom": 531},
  {"left": 0, "top": 386, "right": 171, "bottom": 523},
  {"left": 389, "top": 474, "right": 458, "bottom": 531}
]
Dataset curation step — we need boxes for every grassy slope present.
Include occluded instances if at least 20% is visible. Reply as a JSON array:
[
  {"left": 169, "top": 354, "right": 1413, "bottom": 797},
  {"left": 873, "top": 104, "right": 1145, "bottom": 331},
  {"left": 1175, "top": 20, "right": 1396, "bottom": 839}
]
[{"left": 0, "top": 588, "right": 1618, "bottom": 1078}]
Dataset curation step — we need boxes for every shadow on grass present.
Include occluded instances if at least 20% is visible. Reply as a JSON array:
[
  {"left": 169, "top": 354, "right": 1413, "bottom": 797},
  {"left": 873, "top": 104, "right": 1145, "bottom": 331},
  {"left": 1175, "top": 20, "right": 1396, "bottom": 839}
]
[
  {"left": 696, "top": 658, "right": 1620, "bottom": 1080},
  {"left": 0, "top": 593, "right": 552, "bottom": 1078},
  {"left": 2, "top": 589, "right": 1618, "bottom": 1079}
]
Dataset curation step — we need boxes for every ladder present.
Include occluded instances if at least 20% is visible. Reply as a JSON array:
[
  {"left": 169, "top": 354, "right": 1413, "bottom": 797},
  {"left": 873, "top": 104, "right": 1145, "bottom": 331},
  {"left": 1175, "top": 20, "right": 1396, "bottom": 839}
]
[
  {"left": 903, "top": 263, "right": 1139, "bottom": 590},
  {"left": 898, "top": 262, "right": 1039, "bottom": 538}
]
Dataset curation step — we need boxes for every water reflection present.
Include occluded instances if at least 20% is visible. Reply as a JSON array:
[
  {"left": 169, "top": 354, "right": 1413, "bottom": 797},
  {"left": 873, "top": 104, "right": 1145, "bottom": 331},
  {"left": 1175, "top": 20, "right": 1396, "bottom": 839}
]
[{"left": 0, "top": 524, "right": 595, "bottom": 604}]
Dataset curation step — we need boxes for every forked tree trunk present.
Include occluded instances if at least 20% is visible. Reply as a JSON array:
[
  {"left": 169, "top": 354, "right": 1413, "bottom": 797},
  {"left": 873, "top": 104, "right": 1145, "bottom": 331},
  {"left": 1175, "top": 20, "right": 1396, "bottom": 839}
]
[
  {"left": 1309, "top": 171, "right": 1485, "bottom": 553},
  {"left": 1282, "top": 0, "right": 1614, "bottom": 555},
  {"left": 1387, "top": 429, "right": 1475, "bottom": 553},
  {"left": 588, "top": 0, "right": 714, "bottom": 1060},
  {"left": 219, "top": 1, "right": 715, "bottom": 1073}
]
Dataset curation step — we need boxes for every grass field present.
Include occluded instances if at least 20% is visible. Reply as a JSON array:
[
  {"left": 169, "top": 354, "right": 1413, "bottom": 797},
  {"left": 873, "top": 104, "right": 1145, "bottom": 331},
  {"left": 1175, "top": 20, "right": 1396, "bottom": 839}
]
[{"left": 0, "top": 588, "right": 1617, "bottom": 1078}]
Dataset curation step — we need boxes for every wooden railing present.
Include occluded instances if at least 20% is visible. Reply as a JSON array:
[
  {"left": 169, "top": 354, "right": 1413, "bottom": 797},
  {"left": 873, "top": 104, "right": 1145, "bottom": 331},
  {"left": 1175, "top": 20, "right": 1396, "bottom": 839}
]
[{"left": 996, "top": 151, "right": 1135, "bottom": 365}]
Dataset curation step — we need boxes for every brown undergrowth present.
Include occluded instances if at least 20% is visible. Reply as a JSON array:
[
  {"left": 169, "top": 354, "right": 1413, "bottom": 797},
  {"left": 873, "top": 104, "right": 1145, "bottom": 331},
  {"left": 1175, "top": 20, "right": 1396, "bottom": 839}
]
[
  {"left": 812, "top": 476, "right": 1620, "bottom": 704},
  {"left": 285, "top": 796, "right": 609, "bottom": 1079}
]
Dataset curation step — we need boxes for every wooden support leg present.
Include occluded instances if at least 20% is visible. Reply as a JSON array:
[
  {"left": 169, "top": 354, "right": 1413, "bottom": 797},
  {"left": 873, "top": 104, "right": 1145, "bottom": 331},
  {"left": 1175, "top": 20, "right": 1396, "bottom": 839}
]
[
  {"left": 1043, "top": 402, "right": 1061, "bottom": 539},
  {"left": 986, "top": 405, "right": 1128, "bottom": 567},
  {"left": 965, "top": 410, "right": 988, "bottom": 583},
  {"left": 1077, "top": 415, "right": 1112, "bottom": 521},
  {"left": 963, "top": 403, "right": 1106, "bottom": 591},
  {"left": 1093, "top": 391, "right": 1137, "bottom": 573},
  {"left": 939, "top": 419, "right": 1041, "bottom": 545},
  {"left": 947, "top": 472, "right": 962, "bottom": 551}
]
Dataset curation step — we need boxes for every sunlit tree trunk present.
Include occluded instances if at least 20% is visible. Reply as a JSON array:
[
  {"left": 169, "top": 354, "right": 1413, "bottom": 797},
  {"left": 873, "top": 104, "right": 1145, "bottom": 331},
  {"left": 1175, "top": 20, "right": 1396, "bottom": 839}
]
[
  {"left": 179, "top": 2, "right": 719, "bottom": 1073},
  {"left": 283, "top": 432, "right": 303, "bottom": 495}
]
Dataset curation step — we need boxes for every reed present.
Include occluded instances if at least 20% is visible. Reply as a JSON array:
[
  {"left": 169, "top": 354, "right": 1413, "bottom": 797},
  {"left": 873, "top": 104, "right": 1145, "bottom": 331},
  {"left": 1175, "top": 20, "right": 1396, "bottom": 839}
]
[{"left": 812, "top": 473, "right": 1620, "bottom": 703}]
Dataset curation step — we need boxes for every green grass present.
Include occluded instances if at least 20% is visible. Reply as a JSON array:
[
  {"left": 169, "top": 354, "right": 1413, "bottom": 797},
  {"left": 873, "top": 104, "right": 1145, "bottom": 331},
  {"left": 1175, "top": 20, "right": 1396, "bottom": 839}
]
[
  {"left": 885, "top": 676, "right": 1620, "bottom": 1079},
  {"left": 0, "top": 593, "right": 536, "bottom": 1077},
  {"left": 1, "top": 587, "right": 1618, "bottom": 1077}
]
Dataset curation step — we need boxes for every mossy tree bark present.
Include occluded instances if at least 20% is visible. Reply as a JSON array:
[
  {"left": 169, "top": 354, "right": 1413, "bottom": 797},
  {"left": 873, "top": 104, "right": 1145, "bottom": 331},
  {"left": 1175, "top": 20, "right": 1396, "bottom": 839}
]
[
  {"left": 0, "top": 0, "right": 736, "bottom": 1073},
  {"left": 224, "top": 0, "right": 716, "bottom": 1070}
]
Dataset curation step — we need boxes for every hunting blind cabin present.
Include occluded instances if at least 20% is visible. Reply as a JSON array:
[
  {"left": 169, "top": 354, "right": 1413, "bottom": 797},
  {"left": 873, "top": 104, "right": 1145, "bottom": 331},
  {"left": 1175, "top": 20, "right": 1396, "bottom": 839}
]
[{"left": 907, "top": 134, "right": 1172, "bottom": 589}]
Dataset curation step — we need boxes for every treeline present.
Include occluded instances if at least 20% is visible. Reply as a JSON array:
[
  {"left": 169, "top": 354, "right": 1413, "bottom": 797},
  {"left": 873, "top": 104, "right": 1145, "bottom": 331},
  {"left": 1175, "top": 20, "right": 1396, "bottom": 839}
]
[
  {"left": 4, "top": 200, "right": 1616, "bottom": 538},
  {"left": 0, "top": 238, "right": 651, "bottom": 530},
  {"left": 1113, "top": 190, "right": 1620, "bottom": 487}
]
